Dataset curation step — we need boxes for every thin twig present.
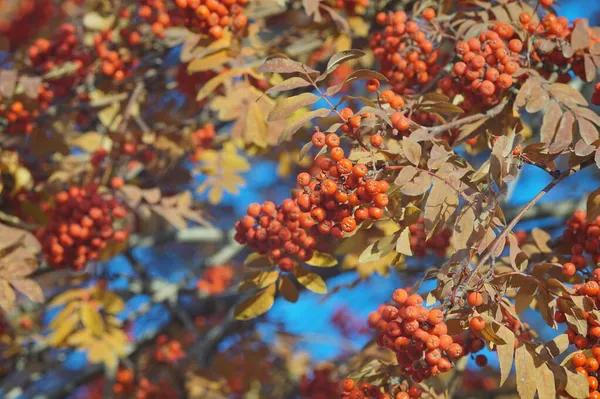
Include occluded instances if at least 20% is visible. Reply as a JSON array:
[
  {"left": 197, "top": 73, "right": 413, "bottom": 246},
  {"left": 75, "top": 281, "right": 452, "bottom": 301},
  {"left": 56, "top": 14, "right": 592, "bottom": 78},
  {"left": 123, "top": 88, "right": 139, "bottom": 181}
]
[{"left": 463, "top": 157, "right": 595, "bottom": 288}]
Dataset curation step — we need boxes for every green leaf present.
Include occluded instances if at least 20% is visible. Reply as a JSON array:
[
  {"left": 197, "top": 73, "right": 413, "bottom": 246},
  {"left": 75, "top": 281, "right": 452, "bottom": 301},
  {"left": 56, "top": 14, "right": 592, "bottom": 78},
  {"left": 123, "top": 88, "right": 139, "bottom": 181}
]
[
  {"left": 293, "top": 267, "right": 327, "bottom": 294},
  {"left": 305, "top": 251, "right": 338, "bottom": 267},
  {"left": 234, "top": 284, "right": 276, "bottom": 320},
  {"left": 268, "top": 93, "right": 320, "bottom": 122}
]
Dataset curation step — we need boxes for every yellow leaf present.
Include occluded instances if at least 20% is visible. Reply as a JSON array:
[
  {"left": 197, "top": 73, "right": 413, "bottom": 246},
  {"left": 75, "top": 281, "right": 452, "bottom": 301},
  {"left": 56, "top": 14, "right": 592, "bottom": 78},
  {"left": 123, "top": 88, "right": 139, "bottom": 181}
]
[
  {"left": 347, "top": 17, "right": 369, "bottom": 37},
  {"left": 104, "top": 328, "right": 128, "bottom": 356},
  {"left": 334, "top": 33, "right": 352, "bottom": 51},
  {"left": 48, "top": 315, "right": 79, "bottom": 347},
  {"left": 196, "top": 68, "right": 246, "bottom": 101},
  {"left": 81, "top": 303, "right": 105, "bottom": 336},
  {"left": 245, "top": 270, "right": 280, "bottom": 289},
  {"left": 187, "top": 50, "right": 231, "bottom": 73},
  {"left": 50, "top": 289, "right": 88, "bottom": 306},
  {"left": 87, "top": 340, "right": 118, "bottom": 372},
  {"left": 208, "top": 185, "right": 223, "bottom": 205},
  {"left": 244, "top": 253, "right": 271, "bottom": 269},
  {"left": 234, "top": 284, "right": 276, "bottom": 320},
  {"left": 221, "top": 173, "right": 245, "bottom": 194},
  {"left": 293, "top": 267, "right": 327, "bottom": 294},
  {"left": 98, "top": 290, "right": 125, "bottom": 314},
  {"left": 305, "top": 251, "right": 338, "bottom": 267},
  {"left": 50, "top": 301, "right": 81, "bottom": 330},
  {"left": 71, "top": 132, "right": 106, "bottom": 153},
  {"left": 67, "top": 329, "right": 94, "bottom": 347},
  {"left": 277, "top": 152, "right": 293, "bottom": 178}
]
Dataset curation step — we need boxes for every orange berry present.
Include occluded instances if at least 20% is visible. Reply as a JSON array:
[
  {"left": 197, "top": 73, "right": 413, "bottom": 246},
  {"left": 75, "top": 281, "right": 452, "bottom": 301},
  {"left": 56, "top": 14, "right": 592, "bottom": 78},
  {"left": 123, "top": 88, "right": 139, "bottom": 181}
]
[
  {"left": 325, "top": 134, "right": 340, "bottom": 148},
  {"left": 467, "top": 291, "right": 483, "bottom": 307},
  {"left": 390, "top": 96, "right": 405, "bottom": 110},
  {"left": 370, "top": 134, "right": 383, "bottom": 147},
  {"left": 469, "top": 316, "right": 486, "bottom": 331},
  {"left": 341, "top": 217, "right": 357, "bottom": 232},
  {"left": 381, "top": 90, "right": 395, "bottom": 103},
  {"left": 562, "top": 262, "right": 576, "bottom": 277},
  {"left": 422, "top": 8, "right": 435, "bottom": 21},
  {"left": 366, "top": 79, "right": 380, "bottom": 92},
  {"left": 312, "top": 132, "right": 326, "bottom": 147}
]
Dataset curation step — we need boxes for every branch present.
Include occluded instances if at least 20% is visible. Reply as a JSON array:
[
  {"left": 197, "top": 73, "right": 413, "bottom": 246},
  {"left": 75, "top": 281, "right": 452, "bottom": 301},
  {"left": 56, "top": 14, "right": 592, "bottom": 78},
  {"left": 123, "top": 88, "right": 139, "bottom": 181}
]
[
  {"left": 427, "top": 101, "right": 507, "bottom": 137},
  {"left": 464, "top": 157, "right": 595, "bottom": 288}
]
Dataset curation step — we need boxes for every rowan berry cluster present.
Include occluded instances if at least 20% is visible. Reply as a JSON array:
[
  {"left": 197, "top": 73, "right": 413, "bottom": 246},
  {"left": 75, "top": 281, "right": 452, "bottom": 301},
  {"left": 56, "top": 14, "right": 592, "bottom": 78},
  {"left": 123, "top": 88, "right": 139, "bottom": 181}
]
[
  {"left": 370, "top": 10, "right": 442, "bottom": 94},
  {"left": 408, "top": 217, "right": 451, "bottom": 258},
  {"left": 438, "top": 24, "right": 519, "bottom": 109},
  {"left": 520, "top": 13, "right": 600, "bottom": 82},
  {"left": 94, "top": 31, "right": 139, "bottom": 80},
  {"left": 234, "top": 199, "right": 317, "bottom": 271},
  {"left": 113, "top": 368, "right": 135, "bottom": 396},
  {"left": 554, "top": 277, "right": 600, "bottom": 349},
  {"left": 299, "top": 366, "right": 339, "bottom": 399},
  {"left": 28, "top": 24, "right": 88, "bottom": 75},
  {"left": 341, "top": 378, "right": 423, "bottom": 399},
  {"left": 1, "top": 100, "right": 34, "bottom": 135},
  {"left": 368, "top": 289, "right": 466, "bottom": 382},
  {"left": 138, "top": 0, "right": 248, "bottom": 40},
  {"left": 135, "top": 378, "right": 179, "bottom": 399},
  {"left": 196, "top": 265, "right": 234, "bottom": 294},
  {"left": 560, "top": 210, "right": 600, "bottom": 274},
  {"left": 570, "top": 349, "right": 600, "bottom": 399},
  {"left": 37, "top": 185, "right": 129, "bottom": 270},
  {"left": 234, "top": 132, "right": 391, "bottom": 269},
  {"left": 154, "top": 335, "right": 185, "bottom": 363},
  {"left": 0, "top": 0, "right": 54, "bottom": 48}
]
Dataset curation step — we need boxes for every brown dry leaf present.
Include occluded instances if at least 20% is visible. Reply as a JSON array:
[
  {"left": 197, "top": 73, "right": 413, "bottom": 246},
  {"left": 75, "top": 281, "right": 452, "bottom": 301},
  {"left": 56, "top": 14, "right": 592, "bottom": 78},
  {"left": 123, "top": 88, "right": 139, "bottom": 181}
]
[
  {"left": 548, "top": 83, "right": 588, "bottom": 107},
  {"left": 515, "top": 344, "right": 537, "bottom": 399},
  {"left": 402, "top": 137, "right": 421, "bottom": 166},
  {"left": 571, "top": 18, "right": 591, "bottom": 50},
  {"left": 525, "top": 84, "right": 549, "bottom": 114},
  {"left": 535, "top": 363, "right": 556, "bottom": 399},
  {"left": 424, "top": 180, "right": 458, "bottom": 238},
  {"left": 495, "top": 324, "right": 515, "bottom": 386},
  {"left": 549, "top": 111, "right": 574, "bottom": 154}
]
